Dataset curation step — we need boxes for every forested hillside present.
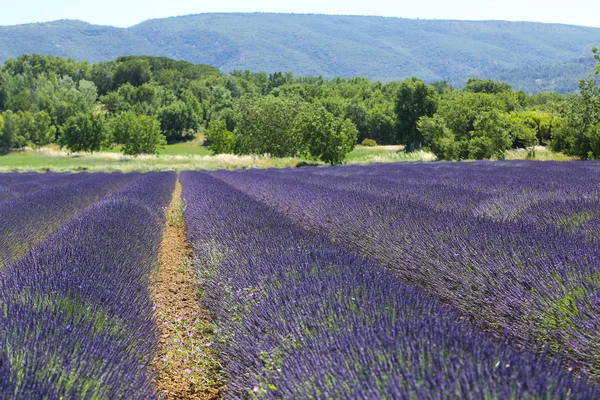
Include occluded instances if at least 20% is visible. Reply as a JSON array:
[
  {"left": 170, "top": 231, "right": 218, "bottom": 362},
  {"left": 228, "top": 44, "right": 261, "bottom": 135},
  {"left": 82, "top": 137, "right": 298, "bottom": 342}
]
[
  {"left": 1, "top": 13, "right": 599, "bottom": 91},
  {"left": 491, "top": 57, "right": 599, "bottom": 93}
]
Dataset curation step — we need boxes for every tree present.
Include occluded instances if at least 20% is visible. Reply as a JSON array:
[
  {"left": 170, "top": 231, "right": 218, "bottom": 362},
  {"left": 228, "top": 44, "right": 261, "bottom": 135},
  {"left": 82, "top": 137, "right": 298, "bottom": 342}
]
[
  {"left": 266, "top": 72, "right": 295, "bottom": 93},
  {"left": 78, "top": 80, "right": 98, "bottom": 111},
  {"left": 552, "top": 83, "right": 600, "bottom": 159},
  {"left": 113, "top": 112, "right": 165, "bottom": 155},
  {"left": 395, "top": 78, "right": 438, "bottom": 150},
  {"left": 100, "top": 90, "right": 130, "bottom": 115},
  {"left": 468, "top": 110, "right": 513, "bottom": 159},
  {"left": 205, "top": 119, "right": 235, "bottom": 154},
  {"left": 113, "top": 58, "right": 152, "bottom": 87},
  {"left": 366, "top": 102, "right": 396, "bottom": 145},
  {"left": 0, "top": 110, "right": 53, "bottom": 149},
  {"left": 0, "top": 111, "right": 16, "bottom": 149},
  {"left": 464, "top": 78, "right": 513, "bottom": 94},
  {"left": 157, "top": 99, "right": 201, "bottom": 142},
  {"left": 101, "top": 83, "right": 168, "bottom": 116},
  {"left": 11, "top": 111, "right": 32, "bottom": 148},
  {"left": 418, "top": 115, "right": 459, "bottom": 160},
  {"left": 202, "top": 84, "right": 234, "bottom": 127},
  {"left": 35, "top": 76, "right": 98, "bottom": 126},
  {"left": 234, "top": 95, "right": 306, "bottom": 157},
  {"left": 0, "top": 110, "right": 35, "bottom": 149},
  {"left": 2, "top": 110, "right": 56, "bottom": 148},
  {"left": 419, "top": 106, "right": 523, "bottom": 160},
  {"left": 344, "top": 100, "right": 368, "bottom": 142},
  {"left": 4, "top": 74, "right": 34, "bottom": 112},
  {"left": 180, "top": 89, "right": 203, "bottom": 120},
  {"left": 0, "top": 113, "right": 4, "bottom": 150},
  {"left": 31, "top": 111, "right": 56, "bottom": 146},
  {"left": 3, "top": 54, "right": 87, "bottom": 81},
  {"left": 90, "top": 61, "right": 116, "bottom": 95},
  {"left": 59, "top": 112, "right": 109, "bottom": 153},
  {"left": 300, "top": 103, "right": 358, "bottom": 165},
  {"left": 0, "top": 72, "right": 9, "bottom": 110},
  {"left": 233, "top": 95, "right": 356, "bottom": 164},
  {"left": 508, "top": 112, "right": 544, "bottom": 149},
  {"left": 510, "top": 110, "right": 556, "bottom": 146},
  {"left": 430, "top": 80, "right": 454, "bottom": 95},
  {"left": 436, "top": 91, "right": 507, "bottom": 143}
]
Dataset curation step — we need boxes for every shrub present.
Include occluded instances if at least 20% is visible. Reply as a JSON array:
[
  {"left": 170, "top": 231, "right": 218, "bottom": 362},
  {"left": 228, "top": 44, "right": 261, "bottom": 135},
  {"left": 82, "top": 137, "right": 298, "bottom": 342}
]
[{"left": 361, "top": 138, "right": 377, "bottom": 146}]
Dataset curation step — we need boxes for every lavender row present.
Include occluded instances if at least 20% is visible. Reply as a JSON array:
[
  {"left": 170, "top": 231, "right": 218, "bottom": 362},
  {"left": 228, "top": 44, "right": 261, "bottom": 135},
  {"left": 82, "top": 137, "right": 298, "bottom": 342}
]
[
  {"left": 213, "top": 162, "right": 600, "bottom": 378},
  {"left": 0, "top": 172, "right": 98, "bottom": 202},
  {"left": 0, "top": 172, "right": 45, "bottom": 187},
  {"left": 0, "top": 171, "right": 176, "bottom": 399},
  {"left": 249, "top": 161, "right": 600, "bottom": 229},
  {"left": 0, "top": 173, "right": 67, "bottom": 203},
  {"left": 0, "top": 185, "right": 13, "bottom": 202},
  {"left": 0, "top": 173, "right": 138, "bottom": 269},
  {"left": 181, "top": 171, "right": 596, "bottom": 399}
]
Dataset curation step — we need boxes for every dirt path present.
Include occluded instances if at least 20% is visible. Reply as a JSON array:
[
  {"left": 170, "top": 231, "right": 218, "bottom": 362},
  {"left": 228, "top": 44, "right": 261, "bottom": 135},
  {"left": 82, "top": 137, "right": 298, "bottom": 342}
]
[{"left": 151, "top": 178, "right": 223, "bottom": 399}]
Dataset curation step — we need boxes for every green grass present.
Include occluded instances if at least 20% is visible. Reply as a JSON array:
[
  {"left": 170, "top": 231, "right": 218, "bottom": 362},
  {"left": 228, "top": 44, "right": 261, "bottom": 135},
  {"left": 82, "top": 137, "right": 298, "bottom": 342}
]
[
  {"left": 346, "top": 146, "right": 436, "bottom": 164},
  {"left": 504, "top": 146, "right": 578, "bottom": 161},
  {"left": 0, "top": 150, "right": 302, "bottom": 172},
  {"left": 43, "top": 135, "right": 212, "bottom": 156},
  {"left": 158, "top": 142, "right": 212, "bottom": 156},
  {"left": 0, "top": 144, "right": 576, "bottom": 173},
  {"left": 0, "top": 144, "right": 427, "bottom": 172}
]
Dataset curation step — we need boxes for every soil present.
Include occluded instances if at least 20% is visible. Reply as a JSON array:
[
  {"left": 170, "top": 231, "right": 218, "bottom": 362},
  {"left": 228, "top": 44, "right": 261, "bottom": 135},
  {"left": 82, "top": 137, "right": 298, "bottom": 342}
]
[{"left": 150, "top": 179, "right": 223, "bottom": 399}]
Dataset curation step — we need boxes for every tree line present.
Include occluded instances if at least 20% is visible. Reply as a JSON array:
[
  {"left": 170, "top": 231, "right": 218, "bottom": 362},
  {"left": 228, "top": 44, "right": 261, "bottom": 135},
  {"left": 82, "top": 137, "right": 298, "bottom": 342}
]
[{"left": 0, "top": 50, "right": 599, "bottom": 162}]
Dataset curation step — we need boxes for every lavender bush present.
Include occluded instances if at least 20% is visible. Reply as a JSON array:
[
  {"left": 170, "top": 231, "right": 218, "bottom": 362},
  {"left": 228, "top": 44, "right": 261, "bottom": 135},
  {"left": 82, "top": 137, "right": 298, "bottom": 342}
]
[
  {"left": 212, "top": 161, "right": 600, "bottom": 379},
  {"left": 0, "top": 171, "right": 175, "bottom": 399},
  {"left": 182, "top": 170, "right": 597, "bottom": 399},
  {"left": 0, "top": 173, "right": 138, "bottom": 268}
]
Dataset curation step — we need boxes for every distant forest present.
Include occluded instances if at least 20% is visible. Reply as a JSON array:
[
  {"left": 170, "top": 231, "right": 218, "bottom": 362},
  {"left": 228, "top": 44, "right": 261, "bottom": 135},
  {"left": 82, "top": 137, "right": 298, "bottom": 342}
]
[
  {"left": 1, "top": 13, "right": 600, "bottom": 92},
  {"left": 1, "top": 52, "right": 600, "bottom": 163}
]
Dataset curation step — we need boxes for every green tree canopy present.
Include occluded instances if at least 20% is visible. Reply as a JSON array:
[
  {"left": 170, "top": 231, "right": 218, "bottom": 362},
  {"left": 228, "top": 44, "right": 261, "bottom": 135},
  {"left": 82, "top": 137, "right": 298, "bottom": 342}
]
[
  {"left": 113, "top": 58, "right": 152, "bottom": 87},
  {"left": 468, "top": 110, "right": 513, "bottom": 159},
  {"left": 205, "top": 119, "right": 235, "bottom": 154},
  {"left": 0, "top": 110, "right": 55, "bottom": 149},
  {"left": 464, "top": 78, "right": 513, "bottom": 94},
  {"left": 394, "top": 78, "right": 439, "bottom": 150},
  {"left": 552, "top": 77, "right": 600, "bottom": 159},
  {"left": 300, "top": 103, "right": 358, "bottom": 165},
  {"left": 234, "top": 95, "right": 306, "bottom": 157},
  {"left": 157, "top": 99, "right": 201, "bottom": 142},
  {"left": 417, "top": 115, "right": 460, "bottom": 161},
  {"left": 232, "top": 95, "right": 357, "bottom": 164},
  {"left": 0, "top": 111, "right": 12, "bottom": 150},
  {"left": 59, "top": 112, "right": 109, "bottom": 153},
  {"left": 110, "top": 112, "right": 165, "bottom": 155}
]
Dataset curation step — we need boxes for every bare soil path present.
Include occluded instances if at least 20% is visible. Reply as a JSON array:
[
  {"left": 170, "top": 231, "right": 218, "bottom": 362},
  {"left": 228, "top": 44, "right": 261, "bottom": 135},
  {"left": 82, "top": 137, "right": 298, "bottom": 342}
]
[{"left": 151, "top": 178, "right": 223, "bottom": 399}]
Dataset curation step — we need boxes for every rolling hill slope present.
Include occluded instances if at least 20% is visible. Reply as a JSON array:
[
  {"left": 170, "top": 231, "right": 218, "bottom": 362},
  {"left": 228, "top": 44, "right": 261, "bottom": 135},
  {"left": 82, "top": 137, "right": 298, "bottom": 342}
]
[{"left": 1, "top": 13, "right": 599, "bottom": 90}]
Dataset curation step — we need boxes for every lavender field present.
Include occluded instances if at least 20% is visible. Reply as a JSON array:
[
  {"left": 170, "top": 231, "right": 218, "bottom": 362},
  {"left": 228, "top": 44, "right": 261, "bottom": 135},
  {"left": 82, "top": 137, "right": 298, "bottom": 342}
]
[
  {"left": 1, "top": 161, "right": 600, "bottom": 398},
  {"left": 0, "top": 171, "right": 176, "bottom": 398}
]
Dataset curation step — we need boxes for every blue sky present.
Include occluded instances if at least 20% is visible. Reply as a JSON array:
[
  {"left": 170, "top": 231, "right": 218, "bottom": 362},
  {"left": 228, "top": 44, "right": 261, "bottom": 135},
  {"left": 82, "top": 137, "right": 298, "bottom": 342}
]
[{"left": 1, "top": 0, "right": 599, "bottom": 28}]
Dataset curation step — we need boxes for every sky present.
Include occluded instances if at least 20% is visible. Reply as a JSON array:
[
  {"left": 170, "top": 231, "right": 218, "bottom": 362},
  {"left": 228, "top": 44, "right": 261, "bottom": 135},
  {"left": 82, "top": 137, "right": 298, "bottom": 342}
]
[{"left": 0, "top": 0, "right": 599, "bottom": 28}]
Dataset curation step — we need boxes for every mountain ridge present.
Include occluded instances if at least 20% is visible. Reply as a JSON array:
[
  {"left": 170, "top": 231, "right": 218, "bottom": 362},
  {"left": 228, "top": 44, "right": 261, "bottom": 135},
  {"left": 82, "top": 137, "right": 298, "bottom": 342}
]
[{"left": 1, "top": 13, "right": 599, "bottom": 92}]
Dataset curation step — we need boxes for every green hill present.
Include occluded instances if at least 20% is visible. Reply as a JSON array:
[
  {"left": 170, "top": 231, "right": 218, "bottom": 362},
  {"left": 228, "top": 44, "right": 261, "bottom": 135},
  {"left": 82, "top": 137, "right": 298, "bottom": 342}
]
[
  {"left": 1, "top": 13, "right": 599, "bottom": 91},
  {"left": 491, "top": 57, "right": 598, "bottom": 93}
]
